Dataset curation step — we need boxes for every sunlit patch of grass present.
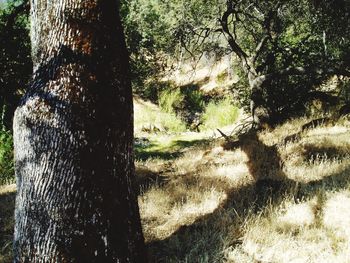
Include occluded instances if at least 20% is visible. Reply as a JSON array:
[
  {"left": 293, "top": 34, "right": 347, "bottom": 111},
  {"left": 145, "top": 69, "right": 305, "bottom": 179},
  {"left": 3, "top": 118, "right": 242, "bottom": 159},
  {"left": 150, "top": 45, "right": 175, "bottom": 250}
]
[
  {"left": 135, "top": 132, "right": 213, "bottom": 161},
  {"left": 2, "top": 109, "right": 350, "bottom": 262},
  {"left": 201, "top": 98, "right": 240, "bottom": 130},
  {"left": 225, "top": 188, "right": 350, "bottom": 263},
  {"left": 141, "top": 186, "right": 227, "bottom": 242},
  {"left": 322, "top": 191, "right": 350, "bottom": 237},
  {"left": 137, "top": 115, "right": 350, "bottom": 262},
  {"left": 134, "top": 97, "right": 186, "bottom": 134}
]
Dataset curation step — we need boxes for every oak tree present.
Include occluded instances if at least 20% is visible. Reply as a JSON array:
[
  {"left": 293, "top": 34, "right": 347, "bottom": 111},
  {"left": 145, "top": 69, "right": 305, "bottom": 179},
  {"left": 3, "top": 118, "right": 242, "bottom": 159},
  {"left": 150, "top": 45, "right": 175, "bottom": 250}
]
[{"left": 13, "top": 0, "right": 147, "bottom": 262}]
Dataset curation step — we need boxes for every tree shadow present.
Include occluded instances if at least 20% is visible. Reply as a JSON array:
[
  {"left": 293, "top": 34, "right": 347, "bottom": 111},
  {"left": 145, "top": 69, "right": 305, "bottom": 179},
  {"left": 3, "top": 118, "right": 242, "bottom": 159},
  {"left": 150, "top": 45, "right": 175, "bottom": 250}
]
[
  {"left": 146, "top": 129, "right": 350, "bottom": 262},
  {"left": 0, "top": 190, "right": 16, "bottom": 263},
  {"left": 302, "top": 144, "right": 350, "bottom": 161},
  {"left": 135, "top": 166, "right": 168, "bottom": 195},
  {"left": 283, "top": 117, "right": 334, "bottom": 144}
]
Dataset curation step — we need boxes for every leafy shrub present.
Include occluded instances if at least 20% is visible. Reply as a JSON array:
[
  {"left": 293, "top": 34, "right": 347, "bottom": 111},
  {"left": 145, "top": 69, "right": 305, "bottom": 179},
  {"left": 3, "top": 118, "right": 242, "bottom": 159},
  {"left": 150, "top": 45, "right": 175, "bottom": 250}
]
[
  {"left": 138, "top": 79, "right": 164, "bottom": 102},
  {"left": 135, "top": 107, "right": 187, "bottom": 133},
  {"left": 0, "top": 1, "right": 32, "bottom": 129},
  {"left": 182, "top": 87, "right": 205, "bottom": 113},
  {"left": 157, "top": 111, "right": 187, "bottom": 133},
  {"left": 158, "top": 88, "right": 184, "bottom": 113},
  {"left": 201, "top": 98, "right": 239, "bottom": 130},
  {"left": 0, "top": 129, "right": 14, "bottom": 185}
]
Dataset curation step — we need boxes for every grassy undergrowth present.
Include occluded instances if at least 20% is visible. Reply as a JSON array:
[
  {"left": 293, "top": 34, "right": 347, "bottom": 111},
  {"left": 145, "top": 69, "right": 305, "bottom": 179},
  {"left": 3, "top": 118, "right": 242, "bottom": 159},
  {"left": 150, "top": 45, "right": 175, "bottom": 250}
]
[
  {"left": 201, "top": 98, "right": 240, "bottom": 130},
  {"left": 1, "top": 115, "right": 350, "bottom": 262},
  {"left": 134, "top": 96, "right": 187, "bottom": 133},
  {"left": 0, "top": 129, "right": 14, "bottom": 185},
  {"left": 135, "top": 116, "right": 350, "bottom": 262}
]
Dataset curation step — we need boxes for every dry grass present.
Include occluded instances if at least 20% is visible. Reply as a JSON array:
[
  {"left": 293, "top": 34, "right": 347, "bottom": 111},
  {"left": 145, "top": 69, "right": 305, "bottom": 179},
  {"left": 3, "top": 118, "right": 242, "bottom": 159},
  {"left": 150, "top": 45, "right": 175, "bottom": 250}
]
[
  {"left": 136, "top": 115, "right": 350, "bottom": 262},
  {"left": 1, "top": 114, "right": 350, "bottom": 262},
  {"left": 0, "top": 184, "right": 15, "bottom": 263},
  {"left": 163, "top": 55, "right": 240, "bottom": 94}
]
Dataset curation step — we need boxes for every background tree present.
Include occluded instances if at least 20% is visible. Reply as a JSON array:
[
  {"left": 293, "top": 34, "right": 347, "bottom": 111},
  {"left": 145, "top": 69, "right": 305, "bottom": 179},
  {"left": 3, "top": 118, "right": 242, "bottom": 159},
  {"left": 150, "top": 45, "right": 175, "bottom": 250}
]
[
  {"left": 120, "top": 0, "right": 222, "bottom": 99},
  {"left": 125, "top": 0, "right": 350, "bottom": 126},
  {"left": 0, "top": 0, "right": 31, "bottom": 130},
  {"left": 217, "top": 0, "right": 350, "bottom": 126},
  {"left": 13, "top": 0, "right": 146, "bottom": 261}
]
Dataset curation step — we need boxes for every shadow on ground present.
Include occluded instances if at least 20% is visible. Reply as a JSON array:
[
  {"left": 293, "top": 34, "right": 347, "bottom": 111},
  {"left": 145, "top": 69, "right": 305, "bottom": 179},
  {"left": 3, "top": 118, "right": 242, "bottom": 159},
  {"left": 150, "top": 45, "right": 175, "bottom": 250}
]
[
  {"left": 1, "top": 120, "right": 349, "bottom": 262},
  {"left": 0, "top": 190, "right": 15, "bottom": 263},
  {"left": 147, "top": 128, "right": 350, "bottom": 262}
]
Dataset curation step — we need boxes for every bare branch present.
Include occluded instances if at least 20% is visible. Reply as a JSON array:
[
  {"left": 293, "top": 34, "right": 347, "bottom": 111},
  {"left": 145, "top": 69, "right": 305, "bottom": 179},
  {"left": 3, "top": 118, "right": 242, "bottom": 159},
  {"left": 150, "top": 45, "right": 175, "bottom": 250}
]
[
  {"left": 220, "top": 1, "right": 249, "bottom": 60},
  {"left": 253, "top": 35, "right": 270, "bottom": 63}
]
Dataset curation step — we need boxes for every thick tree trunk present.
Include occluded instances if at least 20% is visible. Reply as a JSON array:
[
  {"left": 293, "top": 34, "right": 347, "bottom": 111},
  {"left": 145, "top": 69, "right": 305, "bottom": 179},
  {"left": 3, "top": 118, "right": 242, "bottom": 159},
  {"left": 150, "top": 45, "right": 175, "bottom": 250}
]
[
  {"left": 248, "top": 73, "right": 270, "bottom": 128},
  {"left": 13, "top": 1, "right": 147, "bottom": 262}
]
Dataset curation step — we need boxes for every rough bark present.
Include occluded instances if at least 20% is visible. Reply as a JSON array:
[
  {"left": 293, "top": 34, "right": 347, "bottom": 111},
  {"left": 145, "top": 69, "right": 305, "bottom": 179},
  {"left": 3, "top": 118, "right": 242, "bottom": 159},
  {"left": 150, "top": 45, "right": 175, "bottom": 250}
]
[
  {"left": 248, "top": 75, "right": 270, "bottom": 128},
  {"left": 220, "top": 1, "right": 270, "bottom": 127},
  {"left": 13, "top": 0, "right": 147, "bottom": 262}
]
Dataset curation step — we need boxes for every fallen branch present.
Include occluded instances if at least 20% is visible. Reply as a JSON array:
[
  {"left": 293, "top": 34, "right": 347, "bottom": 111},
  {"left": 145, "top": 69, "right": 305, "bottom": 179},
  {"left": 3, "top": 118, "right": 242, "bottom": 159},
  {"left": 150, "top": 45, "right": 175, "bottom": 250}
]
[{"left": 217, "top": 128, "right": 230, "bottom": 140}]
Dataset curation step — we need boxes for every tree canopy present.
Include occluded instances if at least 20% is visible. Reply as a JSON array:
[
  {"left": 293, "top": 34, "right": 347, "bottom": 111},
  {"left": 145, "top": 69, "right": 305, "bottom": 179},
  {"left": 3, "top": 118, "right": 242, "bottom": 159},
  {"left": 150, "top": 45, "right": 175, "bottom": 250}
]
[
  {"left": 0, "top": 0, "right": 31, "bottom": 129},
  {"left": 122, "top": 0, "right": 350, "bottom": 125},
  {"left": 0, "top": 0, "right": 350, "bottom": 126}
]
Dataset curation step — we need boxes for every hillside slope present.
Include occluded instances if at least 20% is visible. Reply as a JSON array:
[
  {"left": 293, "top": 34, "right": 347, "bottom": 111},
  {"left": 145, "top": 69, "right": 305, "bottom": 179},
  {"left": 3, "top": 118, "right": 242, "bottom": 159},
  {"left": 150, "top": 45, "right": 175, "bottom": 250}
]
[
  {"left": 135, "top": 109, "right": 350, "bottom": 262},
  {"left": 1, "top": 104, "right": 350, "bottom": 262}
]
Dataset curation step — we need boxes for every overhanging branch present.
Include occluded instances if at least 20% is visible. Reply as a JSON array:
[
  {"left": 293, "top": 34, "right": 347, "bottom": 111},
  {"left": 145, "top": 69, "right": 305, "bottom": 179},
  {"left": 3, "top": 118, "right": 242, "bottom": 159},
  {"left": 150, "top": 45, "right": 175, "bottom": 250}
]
[{"left": 220, "top": 1, "right": 249, "bottom": 60}]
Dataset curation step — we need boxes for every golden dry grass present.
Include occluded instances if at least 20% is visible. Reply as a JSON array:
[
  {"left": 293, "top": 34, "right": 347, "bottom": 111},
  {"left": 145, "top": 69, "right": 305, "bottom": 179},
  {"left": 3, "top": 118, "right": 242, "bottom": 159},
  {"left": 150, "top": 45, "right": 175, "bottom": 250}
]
[
  {"left": 136, "top": 115, "right": 350, "bottom": 262},
  {"left": 1, "top": 112, "right": 350, "bottom": 262}
]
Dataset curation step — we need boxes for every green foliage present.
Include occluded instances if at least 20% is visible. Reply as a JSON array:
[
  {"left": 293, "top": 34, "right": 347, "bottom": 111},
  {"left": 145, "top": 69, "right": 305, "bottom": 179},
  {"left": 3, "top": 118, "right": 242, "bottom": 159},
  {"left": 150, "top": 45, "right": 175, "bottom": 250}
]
[
  {"left": 136, "top": 107, "right": 187, "bottom": 133},
  {"left": 220, "top": 0, "right": 349, "bottom": 123},
  {"left": 201, "top": 98, "right": 239, "bottom": 130},
  {"left": 141, "top": 79, "right": 168, "bottom": 102},
  {"left": 182, "top": 87, "right": 205, "bottom": 113},
  {"left": 158, "top": 84, "right": 206, "bottom": 119},
  {"left": 0, "top": 129, "right": 14, "bottom": 185},
  {"left": 158, "top": 112, "right": 187, "bottom": 133},
  {"left": 338, "top": 78, "right": 350, "bottom": 104},
  {"left": 0, "top": 0, "right": 31, "bottom": 129},
  {"left": 158, "top": 88, "right": 184, "bottom": 113},
  {"left": 120, "top": 0, "right": 223, "bottom": 98},
  {"left": 120, "top": 0, "right": 179, "bottom": 96},
  {"left": 141, "top": 81, "right": 206, "bottom": 129}
]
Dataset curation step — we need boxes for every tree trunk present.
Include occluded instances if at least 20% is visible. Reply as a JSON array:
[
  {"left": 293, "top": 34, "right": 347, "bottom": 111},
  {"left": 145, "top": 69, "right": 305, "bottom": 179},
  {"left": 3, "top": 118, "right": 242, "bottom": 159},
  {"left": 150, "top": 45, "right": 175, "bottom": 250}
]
[
  {"left": 13, "top": 1, "right": 147, "bottom": 262},
  {"left": 248, "top": 73, "right": 270, "bottom": 128}
]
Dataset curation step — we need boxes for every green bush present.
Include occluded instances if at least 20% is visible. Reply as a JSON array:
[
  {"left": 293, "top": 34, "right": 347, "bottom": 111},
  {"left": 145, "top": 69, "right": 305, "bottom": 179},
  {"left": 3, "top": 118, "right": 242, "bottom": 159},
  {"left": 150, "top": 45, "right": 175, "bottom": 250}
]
[
  {"left": 158, "top": 88, "right": 184, "bottom": 113},
  {"left": 201, "top": 98, "right": 239, "bottom": 130},
  {"left": 0, "top": 129, "right": 14, "bottom": 185},
  {"left": 183, "top": 88, "right": 205, "bottom": 113},
  {"left": 0, "top": 1, "right": 32, "bottom": 130},
  {"left": 157, "top": 111, "right": 187, "bottom": 133},
  {"left": 135, "top": 106, "right": 187, "bottom": 133}
]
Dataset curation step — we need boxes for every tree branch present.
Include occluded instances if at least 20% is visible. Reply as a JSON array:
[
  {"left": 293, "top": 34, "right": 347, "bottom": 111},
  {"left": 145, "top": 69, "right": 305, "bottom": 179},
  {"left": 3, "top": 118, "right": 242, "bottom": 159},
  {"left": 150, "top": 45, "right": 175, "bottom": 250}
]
[
  {"left": 252, "top": 35, "right": 270, "bottom": 63},
  {"left": 220, "top": 1, "right": 249, "bottom": 60}
]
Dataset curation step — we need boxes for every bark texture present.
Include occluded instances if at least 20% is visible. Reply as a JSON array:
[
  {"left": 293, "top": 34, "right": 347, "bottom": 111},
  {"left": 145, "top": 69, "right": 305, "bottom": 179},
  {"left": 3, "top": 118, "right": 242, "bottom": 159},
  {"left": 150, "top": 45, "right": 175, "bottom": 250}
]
[{"left": 13, "top": 0, "right": 147, "bottom": 262}]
